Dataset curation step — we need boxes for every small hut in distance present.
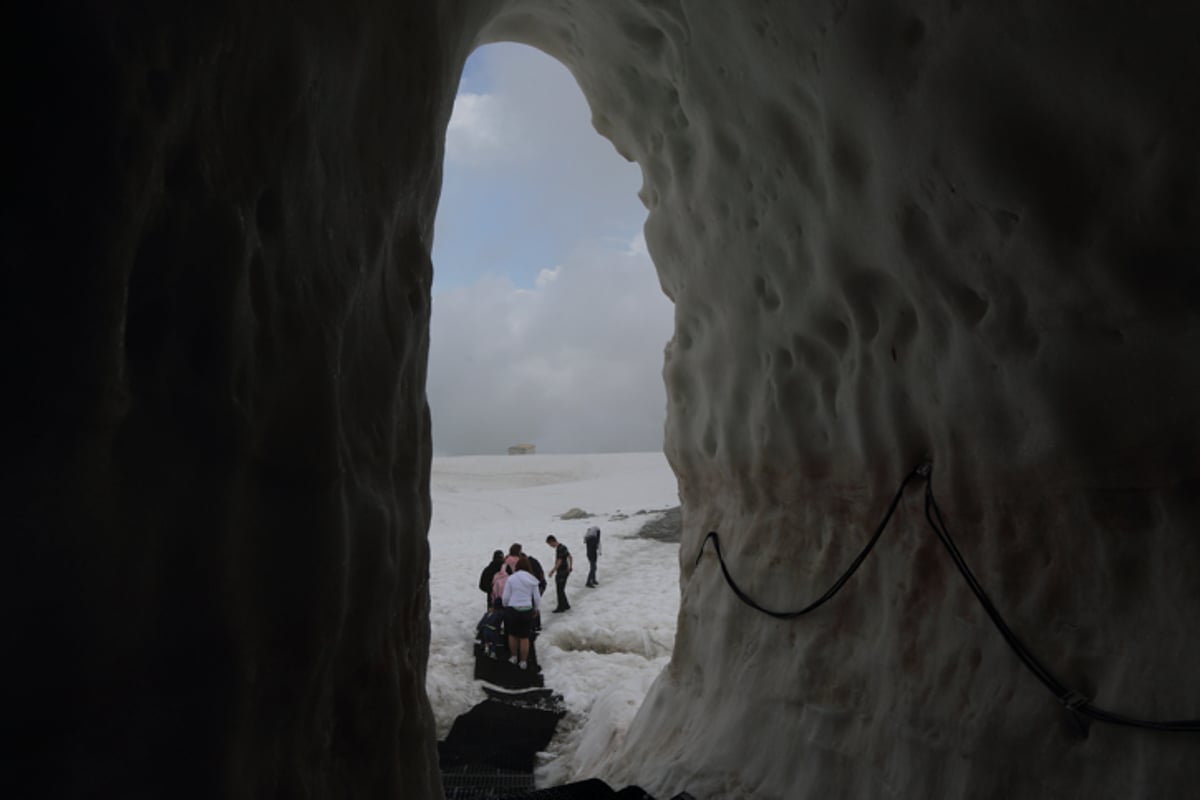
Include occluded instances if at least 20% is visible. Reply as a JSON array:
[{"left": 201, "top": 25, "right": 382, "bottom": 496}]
[{"left": 507, "top": 443, "right": 536, "bottom": 455}]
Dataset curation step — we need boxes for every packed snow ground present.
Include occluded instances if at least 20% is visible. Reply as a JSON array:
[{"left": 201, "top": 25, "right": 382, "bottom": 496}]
[{"left": 426, "top": 451, "right": 681, "bottom": 786}]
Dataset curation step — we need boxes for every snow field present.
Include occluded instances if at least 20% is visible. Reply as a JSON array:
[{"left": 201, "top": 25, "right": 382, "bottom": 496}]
[{"left": 425, "top": 452, "right": 681, "bottom": 786}]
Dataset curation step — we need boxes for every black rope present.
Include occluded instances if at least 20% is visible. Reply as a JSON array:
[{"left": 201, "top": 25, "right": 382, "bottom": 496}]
[
  {"left": 695, "top": 464, "right": 1200, "bottom": 733},
  {"left": 694, "top": 465, "right": 924, "bottom": 619}
]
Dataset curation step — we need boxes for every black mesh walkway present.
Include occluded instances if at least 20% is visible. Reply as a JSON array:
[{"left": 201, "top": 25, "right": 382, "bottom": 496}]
[
  {"left": 440, "top": 626, "right": 693, "bottom": 799},
  {"left": 438, "top": 692, "right": 566, "bottom": 773},
  {"left": 442, "top": 776, "right": 672, "bottom": 799}
]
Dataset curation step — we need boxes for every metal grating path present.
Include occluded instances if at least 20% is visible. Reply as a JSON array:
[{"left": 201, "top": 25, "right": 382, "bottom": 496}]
[{"left": 440, "top": 764, "right": 536, "bottom": 799}]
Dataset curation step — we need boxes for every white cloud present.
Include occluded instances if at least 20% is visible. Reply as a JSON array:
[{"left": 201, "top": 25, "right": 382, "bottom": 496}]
[
  {"left": 626, "top": 230, "right": 648, "bottom": 257},
  {"left": 429, "top": 242, "right": 674, "bottom": 456},
  {"left": 431, "top": 43, "right": 670, "bottom": 455},
  {"left": 445, "top": 92, "right": 508, "bottom": 165}
]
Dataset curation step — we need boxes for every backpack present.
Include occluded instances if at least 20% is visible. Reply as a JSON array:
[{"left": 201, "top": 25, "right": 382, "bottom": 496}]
[{"left": 476, "top": 610, "right": 506, "bottom": 658}]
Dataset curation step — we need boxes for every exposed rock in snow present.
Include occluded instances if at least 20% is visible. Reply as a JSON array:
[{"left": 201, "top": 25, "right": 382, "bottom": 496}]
[
  {"left": 559, "top": 507, "right": 593, "bottom": 520},
  {"left": 633, "top": 507, "right": 682, "bottom": 543},
  {"left": 9, "top": 1, "right": 1199, "bottom": 798}
]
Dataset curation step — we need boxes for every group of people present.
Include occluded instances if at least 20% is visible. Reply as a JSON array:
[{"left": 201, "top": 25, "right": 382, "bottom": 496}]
[{"left": 475, "top": 527, "right": 602, "bottom": 670}]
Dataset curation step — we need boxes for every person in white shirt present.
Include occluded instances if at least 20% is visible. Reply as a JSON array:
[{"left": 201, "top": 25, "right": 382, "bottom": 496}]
[{"left": 501, "top": 555, "right": 542, "bottom": 669}]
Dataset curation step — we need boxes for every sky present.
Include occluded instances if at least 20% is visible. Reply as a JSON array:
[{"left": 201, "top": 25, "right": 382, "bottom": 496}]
[{"left": 430, "top": 43, "right": 674, "bottom": 456}]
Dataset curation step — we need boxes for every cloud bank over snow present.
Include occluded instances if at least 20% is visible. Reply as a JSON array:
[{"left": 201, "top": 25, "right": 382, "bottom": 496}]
[
  {"left": 431, "top": 44, "right": 673, "bottom": 455},
  {"left": 429, "top": 234, "right": 673, "bottom": 455}
]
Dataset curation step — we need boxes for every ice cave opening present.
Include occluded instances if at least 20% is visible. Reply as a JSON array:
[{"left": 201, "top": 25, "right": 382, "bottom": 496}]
[
  {"left": 425, "top": 43, "right": 685, "bottom": 793},
  {"left": 428, "top": 42, "right": 671, "bottom": 460}
]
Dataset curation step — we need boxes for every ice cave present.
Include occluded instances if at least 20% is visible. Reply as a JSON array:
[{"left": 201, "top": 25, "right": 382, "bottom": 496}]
[{"left": 8, "top": 1, "right": 1199, "bottom": 798}]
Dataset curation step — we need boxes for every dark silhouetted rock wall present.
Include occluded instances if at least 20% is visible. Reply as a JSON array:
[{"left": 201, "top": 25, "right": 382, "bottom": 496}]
[{"left": 7, "top": 2, "right": 463, "bottom": 797}]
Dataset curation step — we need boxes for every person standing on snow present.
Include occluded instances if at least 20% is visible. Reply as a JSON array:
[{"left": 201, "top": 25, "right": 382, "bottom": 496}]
[
  {"left": 527, "top": 554, "right": 547, "bottom": 596},
  {"left": 584, "top": 525, "right": 601, "bottom": 587},
  {"left": 545, "top": 534, "right": 573, "bottom": 612},
  {"left": 491, "top": 544, "right": 522, "bottom": 608},
  {"left": 479, "top": 550, "right": 505, "bottom": 609},
  {"left": 501, "top": 555, "right": 541, "bottom": 670},
  {"left": 526, "top": 553, "right": 547, "bottom": 632}
]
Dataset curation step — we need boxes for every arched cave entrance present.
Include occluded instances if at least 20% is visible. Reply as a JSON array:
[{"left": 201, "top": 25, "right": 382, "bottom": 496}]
[
  {"left": 427, "top": 42, "right": 669, "bottom": 459},
  {"left": 424, "top": 42, "right": 679, "bottom": 788}
]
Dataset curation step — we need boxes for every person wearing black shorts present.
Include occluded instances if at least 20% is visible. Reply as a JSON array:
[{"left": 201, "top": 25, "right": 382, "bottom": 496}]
[{"left": 500, "top": 555, "right": 541, "bottom": 669}]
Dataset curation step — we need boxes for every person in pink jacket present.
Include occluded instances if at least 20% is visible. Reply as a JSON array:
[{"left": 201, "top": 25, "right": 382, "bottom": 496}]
[{"left": 490, "top": 544, "right": 522, "bottom": 607}]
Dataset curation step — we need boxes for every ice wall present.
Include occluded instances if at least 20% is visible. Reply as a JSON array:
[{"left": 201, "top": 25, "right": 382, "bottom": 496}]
[
  {"left": 7, "top": 2, "right": 460, "bottom": 796},
  {"left": 7, "top": 1, "right": 1198, "bottom": 798},
  {"left": 481, "top": 1, "right": 1200, "bottom": 797}
]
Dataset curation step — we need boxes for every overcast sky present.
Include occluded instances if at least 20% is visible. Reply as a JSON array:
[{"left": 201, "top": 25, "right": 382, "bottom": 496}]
[{"left": 429, "top": 44, "right": 674, "bottom": 456}]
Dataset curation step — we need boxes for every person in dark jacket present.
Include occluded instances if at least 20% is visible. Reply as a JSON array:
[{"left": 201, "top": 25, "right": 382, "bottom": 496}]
[
  {"left": 479, "top": 550, "right": 505, "bottom": 609},
  {"left": 527, "top": 554, "right": 547, "bottom": 632},
  {"left": 584, "top": 525, "right": 601, "bottom": 587},
  {"left": 476, "top": 605, "right": 507, "bottom": 659},
  {"left": 545, "top": 535, "right": 573, "bottom": 612},
  {"left": 528, "top": 555, "right": 547, "bottom": 595}
]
